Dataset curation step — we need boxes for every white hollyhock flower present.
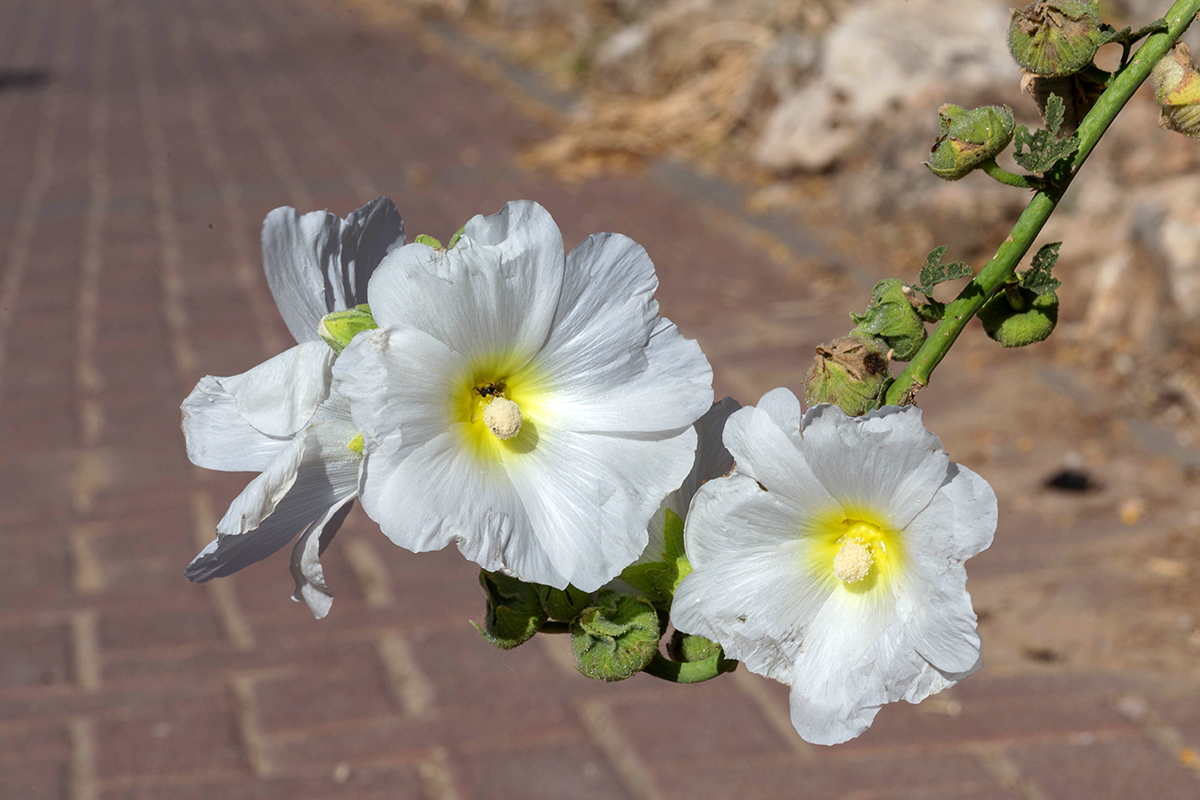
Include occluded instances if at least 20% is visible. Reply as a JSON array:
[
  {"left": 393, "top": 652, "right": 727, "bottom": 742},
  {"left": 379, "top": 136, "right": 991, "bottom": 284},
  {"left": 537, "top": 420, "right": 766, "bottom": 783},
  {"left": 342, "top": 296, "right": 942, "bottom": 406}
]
[
  {"left": 334, "top": 200, "right": 713, "bottom": 592},
  {"left": 671, "top": 388, "right": 996, "bottom": 745},
  {"left": 182, "top": 198, "right": 404, "bottom": 618}
]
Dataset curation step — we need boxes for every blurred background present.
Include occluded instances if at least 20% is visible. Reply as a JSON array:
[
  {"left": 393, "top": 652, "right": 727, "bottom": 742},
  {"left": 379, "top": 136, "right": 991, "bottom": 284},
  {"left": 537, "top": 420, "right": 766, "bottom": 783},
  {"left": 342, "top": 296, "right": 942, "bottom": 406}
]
[{"left": 2, "top": 0, "right": 1200, "bottom": 797}]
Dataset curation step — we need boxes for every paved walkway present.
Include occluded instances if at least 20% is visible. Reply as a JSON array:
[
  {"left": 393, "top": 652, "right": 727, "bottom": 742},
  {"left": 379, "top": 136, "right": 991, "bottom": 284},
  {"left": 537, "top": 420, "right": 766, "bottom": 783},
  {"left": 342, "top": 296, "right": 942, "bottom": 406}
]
[{"left": 1, "top": 0, "right": 1199, "bottom": 797}]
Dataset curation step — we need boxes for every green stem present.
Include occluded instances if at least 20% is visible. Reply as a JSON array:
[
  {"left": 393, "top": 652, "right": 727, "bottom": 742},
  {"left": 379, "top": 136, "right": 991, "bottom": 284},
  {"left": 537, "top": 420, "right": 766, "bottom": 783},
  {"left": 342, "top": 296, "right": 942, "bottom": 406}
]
[
  {"left": 978, "top": 158, "right": 1040, "bottom": 189},
  {"left": 642, "top": 652, "right": 739, "bottom": 683},
  {"left": 885, "top": 0, "right": 1200, "bottom": 406}
]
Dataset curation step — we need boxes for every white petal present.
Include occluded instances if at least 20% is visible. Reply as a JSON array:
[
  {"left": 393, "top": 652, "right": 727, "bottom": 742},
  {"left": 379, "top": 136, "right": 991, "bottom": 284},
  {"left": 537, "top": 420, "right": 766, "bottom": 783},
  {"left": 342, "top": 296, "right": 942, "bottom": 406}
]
[
  {"left": 786, "top": 586, "right": 901, "bottom": 745},
  {"left": 683, "top": 472, "right": 808, "bottom": 565},
  {"left": 186, "top": 421, "right": 361, "bottom": 581},
  {"left": 721, "top": 401, "right": 838, "bottom": 514},
  {"left": 528, "top": 233, "right": 713, "bottom": 433},
  {"left": 356, "top": 428, "right": 556, "bottom": 583},
  {"left": 262, "top": 198, "right": 404, "bottom": 343},
  {"left": 218, "top": 341, "right": 334, "bottom": 438},
  {"left": 799, "top": 404, "right": 949, "bottom": 529},
  {"left": 290, "top": 498, "right": 355, "bottom": 620},
  {"left": 502, "top": 425, "right": 698, "bottom": 591},
  {"left": 334, "top": 327, "right": 466, "bottom": 460},
  {"left": 756, "top": 387, "right": 802, "bottom": 447},
  {"left": 365, "top": 200, "right": 564, "bottom": 367},
  {"left": 181, "top": 375, "right": 291, "bottom": 472},
  {"left": 672, "top": 538, "right": 833, "bottom": 683},
  {"left": 906, "top": 463, "right": 997, "bottom": 562}
]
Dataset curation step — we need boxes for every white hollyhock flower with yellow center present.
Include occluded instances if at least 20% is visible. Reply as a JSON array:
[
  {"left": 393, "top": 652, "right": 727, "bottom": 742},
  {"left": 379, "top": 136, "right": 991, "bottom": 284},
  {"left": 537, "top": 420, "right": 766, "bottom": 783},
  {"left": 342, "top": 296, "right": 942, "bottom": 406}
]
[
  {"left": 182, "top": 197, "right": 404, "bottom": 618},
  {"left": 671, "top": 388, "right": 996, "bottom": 745},
  {"left": 334, "top": 200, "right": 714, "bottom": 592}
]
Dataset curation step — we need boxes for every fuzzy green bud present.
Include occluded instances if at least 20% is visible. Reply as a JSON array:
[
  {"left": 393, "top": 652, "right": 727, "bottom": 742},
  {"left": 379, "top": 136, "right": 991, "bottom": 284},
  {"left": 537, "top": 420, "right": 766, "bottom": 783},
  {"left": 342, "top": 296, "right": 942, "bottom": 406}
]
[
  {"left": 537, "top": 584, "right": 592, "bottom": 622},
  {"left": 667, "top": 631, "right": 723, "bottom": 664},
  {"left": 475, "top": 571, "right": 547, "bottom": 650},
  {"left": 926, "top": 104, "right": 1015, "bottom": 180},
  {"left": 571, "top": 591, "right": 660, "bottom": 682},
  {"left": 1007, "top": 1, "right": 1102, "bottom": 77},
  {"left": 317, "top": 304, "right": 377, "bottom": 354},
  {"left": 804, "top": 335, "right": 891, "bottom": 417},
  {"left": 850, "top": 279, "right": 928, "bottom": 361},
  {"left": 978, "top": 286, "right": 1059, "bottom": 347},
  {"left": 1151, "top": 45, "right": 1200, "bottom": 138}
]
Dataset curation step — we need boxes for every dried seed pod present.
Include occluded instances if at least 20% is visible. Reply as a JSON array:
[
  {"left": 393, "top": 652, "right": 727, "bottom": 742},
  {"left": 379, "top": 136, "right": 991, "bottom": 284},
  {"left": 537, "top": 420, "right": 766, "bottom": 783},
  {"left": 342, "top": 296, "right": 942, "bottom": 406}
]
[{"left": 1008, "top": 1, "right": 1102, "bottom": 77}]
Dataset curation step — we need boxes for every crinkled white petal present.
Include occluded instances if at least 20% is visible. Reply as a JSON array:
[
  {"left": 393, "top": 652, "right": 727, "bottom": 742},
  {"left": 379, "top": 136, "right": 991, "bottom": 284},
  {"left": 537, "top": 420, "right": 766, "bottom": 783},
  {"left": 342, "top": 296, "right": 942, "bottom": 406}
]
[
  {"left": 683, "top": 471, "right": 808, "bottom": 565},
  {"left": 722, "top": 402, "right": 839, "bottom": 515},
  {"left": 502, "top": 424, "right": 697, "bottom": 592},
  {"left": 218, "top": 341, "right": 335, "bottom": 438},
  {"left": 186, "top": 420, "right": 360, "bottom": 581},
  {"left": 755, "top": 386, "right": 803, "bottom": 448},
  {"left": 262, "top": 197, "right": 404, "bottom": 343},
  {"left": 799, "top": 404, "right": 949, "bottom": 529},
  {"left": 290, "top": 497, "right": 355, "bottom": 620},
  {"left": 530, "top": 233, "right": 713, "bottom": 433},
  {"left": 181, "top": 375, "right": 291, "bottom": 472},
  {"left": 335, "top": 327, "right": 465, "bottom": 461},
  {"left": 905, "top": 463, "right": 997, "bottom": 562},
  {"left": 673, "top": 537, "right": 833, "bottom": 683},
  {"left": 365, "top": 200, "right": 563, "bottom": 367}
]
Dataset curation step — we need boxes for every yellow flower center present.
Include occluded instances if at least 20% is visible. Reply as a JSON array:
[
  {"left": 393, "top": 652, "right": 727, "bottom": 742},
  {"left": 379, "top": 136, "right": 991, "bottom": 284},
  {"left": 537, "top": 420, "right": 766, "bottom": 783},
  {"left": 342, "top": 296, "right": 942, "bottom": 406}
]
[
  {"left": 809, "top": 511, "right": 902, "bottom": 593},
  {"left": 451, "top": 356, "right": 546, "bottom": 461}
]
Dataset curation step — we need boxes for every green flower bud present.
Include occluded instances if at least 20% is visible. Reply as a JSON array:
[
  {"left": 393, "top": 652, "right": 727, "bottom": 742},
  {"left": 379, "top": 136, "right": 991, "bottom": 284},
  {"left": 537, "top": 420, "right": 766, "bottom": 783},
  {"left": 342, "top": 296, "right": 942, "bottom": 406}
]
[
  {"left": 475, "top": 571, "right": 547, "bottom": 650},
  {"left": 926, "top": 104, "right": 1015, "bottom": 181},
  {"left": 1151, "top": 45, "right": 1200, "bottom": 138},
  {"left": 850, "top": 279, "right": 928, "bottom": 361},
  {"left": 978, "top": 286, "right": 1059, "bottom": 347},
  {"left": 1007, "top": 1, "right": 1102, "bottom": 77},
  {"left": 571, "top": 591, "right": 660, "bottom": 682},
  {"left": 317, "top": 304, "right": 377, "bottom": 354},
  {"left": 804, "top": 335, "right": 891, "bottom": 417},
  {"left": 667, "top": 631, "right": 723, "bottom": 664},
  {"left": 537, "top": 584, "right": 592, "bottom": 622}
]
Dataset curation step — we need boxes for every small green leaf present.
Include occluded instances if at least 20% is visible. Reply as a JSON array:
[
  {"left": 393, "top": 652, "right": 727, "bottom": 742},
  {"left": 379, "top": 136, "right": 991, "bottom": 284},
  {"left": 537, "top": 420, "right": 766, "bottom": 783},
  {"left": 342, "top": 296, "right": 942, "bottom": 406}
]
[
  {"left": 911, "top": 246, "right": 973, "bottom": 297},
  {"left": 1011, "top": 95, "right": 1080, "bottom": 174},
  {"left": 1019, "top": 242, "right": 1062, "bottom": 296}
]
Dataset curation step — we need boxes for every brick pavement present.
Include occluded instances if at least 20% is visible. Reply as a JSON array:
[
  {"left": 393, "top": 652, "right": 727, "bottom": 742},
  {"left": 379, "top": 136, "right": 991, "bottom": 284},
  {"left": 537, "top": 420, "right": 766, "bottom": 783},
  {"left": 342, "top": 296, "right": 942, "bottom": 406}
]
[{"left": 1, "top": 0, "right": 1199, "bottom": 797}]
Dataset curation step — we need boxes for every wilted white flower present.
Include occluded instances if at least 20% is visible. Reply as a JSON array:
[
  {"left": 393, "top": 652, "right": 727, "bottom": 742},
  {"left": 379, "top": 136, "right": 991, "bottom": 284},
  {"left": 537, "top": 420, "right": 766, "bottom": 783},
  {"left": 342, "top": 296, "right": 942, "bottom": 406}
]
[
  {"left": 334, "top": 200, "right": 713, "bottom": 592},
  {"left": 182, "top": 198, "right": 404, "bottom": 618},
  {"left": 671, "top": 388, "right": 996, "bottom": 745}
]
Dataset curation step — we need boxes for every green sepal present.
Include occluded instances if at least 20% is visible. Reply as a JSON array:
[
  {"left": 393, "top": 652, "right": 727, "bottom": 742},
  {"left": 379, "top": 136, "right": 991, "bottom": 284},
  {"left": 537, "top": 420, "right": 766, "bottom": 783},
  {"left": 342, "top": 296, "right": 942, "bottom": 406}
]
[
  {"left": 475, "top": 571, "right": 547, "bottom": 650},
  {"left": 850, "top": 279, "right": 928, "bottom": 361},
  {"left": 414, "top": 234, "right": 443, "bottom": 249},
  {"left": 446, "top": 225, "right": 466, "bottom": 249},
  {"left": 925, "top": 104, "right": 1015, "bottom": 181},
  {"left": 618, "top": 509, "right": 690, "bottom": 608},
  {"left": 571, "top": 591, "right": 660, "bottom": 682},
  {"left": 537, "top": 584, "right": 593, "bottom": 622},
  {"left": 317, "top": 304, "right": 377, "bottom": 354}
]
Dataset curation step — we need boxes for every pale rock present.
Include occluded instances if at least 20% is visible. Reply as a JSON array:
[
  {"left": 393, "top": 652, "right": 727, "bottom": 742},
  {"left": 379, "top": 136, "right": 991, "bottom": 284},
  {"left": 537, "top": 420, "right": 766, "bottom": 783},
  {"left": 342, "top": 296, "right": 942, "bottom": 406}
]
[{"left": 755, "top": 0, "right": 1017, "bottom": 170}]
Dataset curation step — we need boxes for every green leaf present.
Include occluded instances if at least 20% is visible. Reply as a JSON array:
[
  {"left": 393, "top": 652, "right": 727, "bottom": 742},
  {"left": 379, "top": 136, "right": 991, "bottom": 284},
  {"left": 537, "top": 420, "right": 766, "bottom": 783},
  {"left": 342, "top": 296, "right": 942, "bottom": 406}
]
[
  {"left": 1019, "top": 242, "right": 1062, "bottom": 296},
  {"left": 911, "top": 246, "right": 973, "bottom": 297},
  {"left": 1011, "top": 94, "right": 1080, "bottom": 174}
]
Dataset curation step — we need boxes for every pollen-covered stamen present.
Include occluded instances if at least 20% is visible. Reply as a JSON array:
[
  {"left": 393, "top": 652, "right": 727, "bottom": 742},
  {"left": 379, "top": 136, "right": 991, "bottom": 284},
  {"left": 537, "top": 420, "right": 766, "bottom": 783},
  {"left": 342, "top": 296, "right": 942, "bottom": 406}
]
[
  {"left": 833, "top": 537, "right": 874, "bottom": 584},
  {"left": 482, "top": 396, "right": 522, "bottom": 440}
]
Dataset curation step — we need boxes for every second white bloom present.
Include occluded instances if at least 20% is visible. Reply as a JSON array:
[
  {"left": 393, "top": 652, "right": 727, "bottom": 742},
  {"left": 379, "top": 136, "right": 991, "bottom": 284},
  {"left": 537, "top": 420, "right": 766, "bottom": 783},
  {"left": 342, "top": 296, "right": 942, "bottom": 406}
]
[{"left": 335, "top": 200, "right": 713, "bottom": 592}]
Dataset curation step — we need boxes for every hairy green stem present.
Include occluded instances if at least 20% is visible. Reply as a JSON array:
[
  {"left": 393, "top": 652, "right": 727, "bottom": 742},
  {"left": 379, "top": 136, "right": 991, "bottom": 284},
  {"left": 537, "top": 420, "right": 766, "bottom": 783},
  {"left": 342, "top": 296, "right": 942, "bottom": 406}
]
[
  {"left": 642, "top": 652, "right": 739, "bottom": 683},
  {"left": 979, "top": 158, "right": 1039, "bottom": 189},
  {"left": 885, "top": 0, "right": 1200, "bottom": 406}
]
